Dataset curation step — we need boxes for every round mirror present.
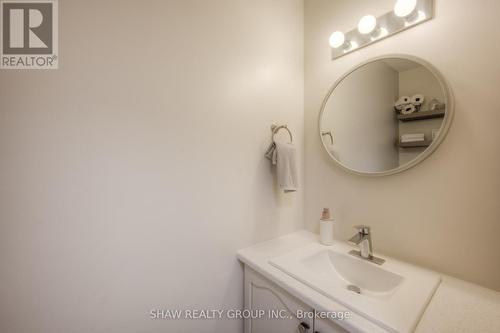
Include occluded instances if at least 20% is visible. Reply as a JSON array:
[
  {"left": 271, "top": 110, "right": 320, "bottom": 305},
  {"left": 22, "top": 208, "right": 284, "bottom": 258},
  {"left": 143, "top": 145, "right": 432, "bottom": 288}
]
[{"left": 319, "top": 55, "right": 453, "bottom": 176}]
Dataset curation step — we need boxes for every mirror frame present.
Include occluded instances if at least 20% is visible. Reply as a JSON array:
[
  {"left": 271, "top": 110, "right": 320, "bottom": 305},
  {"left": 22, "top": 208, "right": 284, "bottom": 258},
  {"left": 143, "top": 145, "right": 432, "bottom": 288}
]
[{"left": 319, "top": 54, "right": 454, "bottom": 177}]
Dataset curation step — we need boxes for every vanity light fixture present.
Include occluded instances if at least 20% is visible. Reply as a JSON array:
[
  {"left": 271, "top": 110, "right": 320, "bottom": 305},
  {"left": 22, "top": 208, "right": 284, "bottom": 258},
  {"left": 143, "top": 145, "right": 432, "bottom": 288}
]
[
  {"left": 394, "top": 0, "right": 427, "bottom": 26},
  {"left": 329, "top": 31, "right": 355, "bottom": 52},
  {"left": 329, "top": 31, "right": 346, "bottom": 48},
  {"left": 358, "top": 15, "right": 377, "bottom": 35},
  {"left": 348, "top": 41, "right": 359, "bottom": 51},
  {"left": 402, "top": 10, "right": 427, "bottom": 26},
  {"left": 329, "top": 0, "right": 434, "bottom": 60},
  {"left": 394, "top": 0, "right": 417, "bottom": 18},
  {"left": 374, "top": 27, "right": 389, "bottom": 40},
  {"left": 357, "top": 15, "right": 388, "bottom": 40}
]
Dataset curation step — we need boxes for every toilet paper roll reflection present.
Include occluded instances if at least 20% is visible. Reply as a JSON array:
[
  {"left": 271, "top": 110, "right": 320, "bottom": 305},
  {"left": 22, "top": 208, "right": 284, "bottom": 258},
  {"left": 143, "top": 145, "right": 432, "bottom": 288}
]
[
  {"left": 394, "top": 96, "right": 411, "bottom": 111},
  {"left": 401, "top": 104, "right": 416, "bottom": 115},
  {"left": 411, "top": 94, "right": 425, "bottom": 106}
]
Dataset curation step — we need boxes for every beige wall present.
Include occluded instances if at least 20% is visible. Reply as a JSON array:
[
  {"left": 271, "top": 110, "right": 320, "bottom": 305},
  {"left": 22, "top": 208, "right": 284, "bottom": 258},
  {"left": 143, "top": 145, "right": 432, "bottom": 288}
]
[
  {"left": 305, "top": 0, "right": 500, "bottom": 291},
  {"left": 0, "top": 1, "right": 304, "bottom": 332}
]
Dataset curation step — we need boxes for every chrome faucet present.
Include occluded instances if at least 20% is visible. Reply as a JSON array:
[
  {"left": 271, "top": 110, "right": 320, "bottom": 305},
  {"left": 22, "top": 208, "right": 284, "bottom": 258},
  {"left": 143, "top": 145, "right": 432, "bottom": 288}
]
[
  {"left": 348, "top": 225, "right": 385, "bottom": 265},
  {"left": 349, "top": 225, "right": 372, "bottom": 258}
]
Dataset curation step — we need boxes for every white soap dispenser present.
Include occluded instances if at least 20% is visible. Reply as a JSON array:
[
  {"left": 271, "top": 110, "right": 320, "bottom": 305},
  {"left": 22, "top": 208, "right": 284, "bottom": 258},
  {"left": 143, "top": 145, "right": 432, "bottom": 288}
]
[{"left": 319, "top": 208, "right": 334, "bottom": 245}]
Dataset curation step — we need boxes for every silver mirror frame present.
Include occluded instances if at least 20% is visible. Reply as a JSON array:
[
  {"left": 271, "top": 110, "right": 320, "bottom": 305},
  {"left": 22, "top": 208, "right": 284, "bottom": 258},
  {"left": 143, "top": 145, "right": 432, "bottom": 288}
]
[{"left": 319, "top": 54, "right": 454, "bottom": 177}]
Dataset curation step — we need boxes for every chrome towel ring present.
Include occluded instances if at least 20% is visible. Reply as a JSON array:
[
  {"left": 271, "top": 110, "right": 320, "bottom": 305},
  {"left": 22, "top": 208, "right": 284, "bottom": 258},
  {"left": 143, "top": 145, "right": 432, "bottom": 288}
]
[
  {"left": 271, "top": 124, "right": 293, "bottom": 143},
  {"left": 321, "top": 131, "right": 334, "bottom": 145}
]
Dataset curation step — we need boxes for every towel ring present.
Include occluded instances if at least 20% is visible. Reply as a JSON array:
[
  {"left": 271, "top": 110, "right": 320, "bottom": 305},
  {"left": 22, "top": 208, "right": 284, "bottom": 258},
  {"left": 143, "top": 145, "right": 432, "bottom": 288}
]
[
  {"left": 321, "top": 131, "right": 334, "bottom": 145},
  {"left": 271, "top": 124, "right": 293, "bottom": 143}
]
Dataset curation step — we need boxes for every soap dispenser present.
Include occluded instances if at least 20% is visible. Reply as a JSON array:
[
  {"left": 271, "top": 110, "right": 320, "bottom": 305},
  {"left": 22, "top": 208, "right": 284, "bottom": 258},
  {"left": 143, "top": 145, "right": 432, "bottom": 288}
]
[{"left": 319, "top": 208, "right": 334, "bottom": 245}]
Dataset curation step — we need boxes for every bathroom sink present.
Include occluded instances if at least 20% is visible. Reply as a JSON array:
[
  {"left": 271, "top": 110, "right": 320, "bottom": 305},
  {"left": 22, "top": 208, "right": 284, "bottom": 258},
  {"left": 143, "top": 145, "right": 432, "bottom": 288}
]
[
  {"left": 269, "top": 242, "right": 440, "bottom": 333},
  {"left": 303, "top": 249, "right": 403, "bottom": 295}
]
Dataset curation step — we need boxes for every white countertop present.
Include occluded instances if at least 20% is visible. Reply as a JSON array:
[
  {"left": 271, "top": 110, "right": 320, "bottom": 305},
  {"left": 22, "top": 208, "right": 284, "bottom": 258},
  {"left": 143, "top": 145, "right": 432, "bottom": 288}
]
[{"left": 237, "top": 231, "right": 500, "bottom": 333}]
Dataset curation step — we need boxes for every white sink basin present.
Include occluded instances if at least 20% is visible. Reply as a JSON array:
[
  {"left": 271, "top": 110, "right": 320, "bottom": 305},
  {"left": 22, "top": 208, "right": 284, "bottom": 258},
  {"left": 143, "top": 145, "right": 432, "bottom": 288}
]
[
  {"left": 303, "top": 249, "right": 403, "bottom": 295},
  {"left": 270, "top": 242, "right": 440, "bottom": 333}
]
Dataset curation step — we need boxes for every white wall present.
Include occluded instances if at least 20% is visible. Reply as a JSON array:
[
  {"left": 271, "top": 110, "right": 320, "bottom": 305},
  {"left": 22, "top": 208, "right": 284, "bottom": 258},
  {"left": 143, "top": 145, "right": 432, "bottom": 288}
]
[
  {"left": 321, "top": 61, "right": 398, "bottom": 172},
  {"left": 305, "top": 0, "right": 500, "bottom": 291},
  {"left": 0, "top": 1, "right": 304, "bottom": 332}
]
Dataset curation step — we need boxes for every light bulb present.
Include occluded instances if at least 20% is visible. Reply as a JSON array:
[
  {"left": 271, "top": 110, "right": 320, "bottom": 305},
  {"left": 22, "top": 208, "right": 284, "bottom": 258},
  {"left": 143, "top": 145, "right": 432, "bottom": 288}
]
[
  {"left": 394, "top": 0, "right": 417, "bottom": 18},
  {"left": 329, "top": 31, "right": 345, "bottom": 48},
  {"left": 358, "top": 15, "right": 377, "bottom": 34}
]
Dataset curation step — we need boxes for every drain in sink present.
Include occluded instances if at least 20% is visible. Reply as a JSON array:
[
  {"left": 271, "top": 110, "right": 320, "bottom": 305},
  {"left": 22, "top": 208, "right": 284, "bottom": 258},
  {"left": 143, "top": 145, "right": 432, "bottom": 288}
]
[{"left": 347, "top": 285, "right": 361, "bottom": 294}]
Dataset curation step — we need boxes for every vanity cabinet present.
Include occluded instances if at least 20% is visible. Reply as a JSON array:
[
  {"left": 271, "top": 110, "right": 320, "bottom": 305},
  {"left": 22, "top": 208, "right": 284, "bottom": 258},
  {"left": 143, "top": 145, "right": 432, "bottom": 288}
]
[
  {"left": 314, "top": 316, "right": 349, "bottom": 333},
  {"left": 244, "top": 265, "right": 313, "bottom": 333},
  {"left": 244, "top": 266, "right": 349, "bottom": 333}
]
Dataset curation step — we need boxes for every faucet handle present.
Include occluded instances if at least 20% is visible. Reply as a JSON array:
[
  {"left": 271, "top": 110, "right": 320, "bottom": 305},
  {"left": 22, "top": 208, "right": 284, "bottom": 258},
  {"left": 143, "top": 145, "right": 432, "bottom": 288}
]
[{"left": 354, "top": 225, "right": 370, "bottom": 235}]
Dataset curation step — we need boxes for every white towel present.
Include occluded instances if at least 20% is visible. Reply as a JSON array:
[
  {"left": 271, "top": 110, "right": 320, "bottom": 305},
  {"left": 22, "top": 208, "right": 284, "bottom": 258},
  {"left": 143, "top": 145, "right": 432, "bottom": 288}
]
[
  {"left": 402, "top": 133, "right": 424, "bottom": 138},
  {"left": 272, "top": 142, "right": 298, "bottom": 193},
  {"left": 401, "top": 133, "right": 425, "bottom": 142}
]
